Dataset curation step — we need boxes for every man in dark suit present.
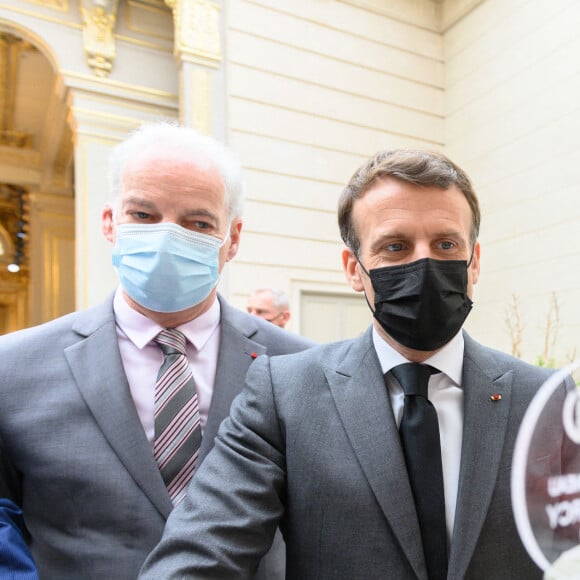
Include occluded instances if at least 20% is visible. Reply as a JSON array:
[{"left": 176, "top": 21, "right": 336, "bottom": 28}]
[
  {"left": 0, "top": 122, "right": 313, "bottom": 579},
  {"left": 140, "top": 149, "right": 563, "bottom": 579}
]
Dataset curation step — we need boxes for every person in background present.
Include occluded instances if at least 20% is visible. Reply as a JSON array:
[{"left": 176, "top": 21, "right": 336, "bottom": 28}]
[
  {"left": 0, "top": 122, "right": 313, "bottom": 579},
  {"left": 140, "top": 148, "right": 566, "bottom": 580},
  {"left": 247, "top": 287, "right": 291, "bottom": 328},
  {"left": 0, "top": 498, "right": 38, "bottom": 579}
]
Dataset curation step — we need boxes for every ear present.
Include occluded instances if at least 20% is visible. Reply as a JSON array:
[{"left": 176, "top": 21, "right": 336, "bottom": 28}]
[
  {"left": 342, "top": 247, "right": 364, "bottom": 292},
  {"left": 225, "top": 218, "right": 242, "bottom": 262},
  {"left": 102, "top": 204, "right": 115, "bottom": 243},
  {"left": 469, "top": 241, "right": 481, "bottom": 285}
]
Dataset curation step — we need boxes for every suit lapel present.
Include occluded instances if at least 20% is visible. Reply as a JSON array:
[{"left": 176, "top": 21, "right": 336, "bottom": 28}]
[
  {"left": 325, "top": 330, "right": 426, "bottom": 580},
  {"left": 66, "top": 303, "right": 172, "bottom": 519},
  {"left": 448, "top": 334, "right": 514, "bottom": 579},
  {"left": 198, "top": 297, "right": 265, "bottom": 464}
]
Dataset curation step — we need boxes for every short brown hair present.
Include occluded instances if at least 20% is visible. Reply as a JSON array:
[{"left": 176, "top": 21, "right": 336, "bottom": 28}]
[{"left": 338, "top": 149, "right": 480, "bottom": 254}]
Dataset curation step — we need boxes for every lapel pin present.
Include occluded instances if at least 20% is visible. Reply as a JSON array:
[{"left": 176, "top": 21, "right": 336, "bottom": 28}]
[
  {"left": 490, "top": 393, "right": 502, "bottom": 402},
  {"left": 250, "top": 352, "right": 258, "bottom": 359}
]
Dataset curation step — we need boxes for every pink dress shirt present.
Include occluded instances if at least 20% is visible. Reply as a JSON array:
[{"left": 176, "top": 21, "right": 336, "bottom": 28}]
[{"left": 112, "top": 287, "right": 221, "bottom": 442}]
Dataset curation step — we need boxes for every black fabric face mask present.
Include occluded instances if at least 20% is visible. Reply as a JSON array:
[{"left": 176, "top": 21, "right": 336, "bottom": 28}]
[{"left": 363, "top": 257, "right": 473, "bottom": 351}]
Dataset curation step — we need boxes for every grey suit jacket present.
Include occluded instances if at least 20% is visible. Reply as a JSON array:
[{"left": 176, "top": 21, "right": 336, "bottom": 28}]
[
  {"left": 140, "top": 328, "right": 567, "bottom": 579},
  {"left": 0, "top": 293, "right": 313, "bottom": 579}
]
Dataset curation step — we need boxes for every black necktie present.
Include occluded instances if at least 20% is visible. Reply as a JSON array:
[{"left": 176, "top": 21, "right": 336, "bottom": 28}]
[{"left": 390, "top": 363, "right": 448, "bottom": 580}]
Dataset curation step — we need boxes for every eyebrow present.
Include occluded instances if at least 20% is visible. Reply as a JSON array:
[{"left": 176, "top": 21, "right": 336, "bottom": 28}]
[
  {"left": 369, "top": 232, "right": 407, "bottom": 251},
  {"left": 434, "top": 229, "right": 466, "bottom": 239},
  {"left": 183, "top": 208, "right": 219, "bottom": 220},
  {"left": 370, "top": 230, "right": 468, "bottom": 249},
  {"left": 122, "top": 196, "right": 157, "bottom": 211}
]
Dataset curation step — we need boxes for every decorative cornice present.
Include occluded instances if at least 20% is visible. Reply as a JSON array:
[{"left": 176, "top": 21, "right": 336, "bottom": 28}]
[
  {"left": 337, "top": 0, "right": 438, "bottom": 30},
  {"left": 20, "top": 0, "right": 68, "bottom": 10},
  {"left": 336, "top": 0, "right": 484, "bottom": 32},
  {"left": 0, "top": 130, "right": 33, "bottom": 148},
  {"left": 80, "top": 0, "right": 119, "bottom": 77},
  {"left": 165, "top": 0, "right": 221, "bottom": 67},
  {"left": 0, "top": 144, "right": 40, "bottom": 168},
  {"left": 438, "top": 0, "right": 486, "bottom": 32},
  {"left": 61, "top": 69, "right": 178, "bottom": 111}
]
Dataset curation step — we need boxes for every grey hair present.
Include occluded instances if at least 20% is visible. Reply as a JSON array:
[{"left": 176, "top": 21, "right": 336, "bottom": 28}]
[
  {"left": 252, "top": 288, "right": 290, "bottom": 310},
  {"left": 108, "top": 121, "right": 244, "bottom": 220}
]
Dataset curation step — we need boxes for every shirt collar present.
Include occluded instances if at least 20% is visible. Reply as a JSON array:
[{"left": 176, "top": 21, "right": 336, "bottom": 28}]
[
  {"left": 372, "top": 326, "right": 464, "bottom": 387},
  {"left": 113, "top": 287, "right": 221, "bottom": 351}
]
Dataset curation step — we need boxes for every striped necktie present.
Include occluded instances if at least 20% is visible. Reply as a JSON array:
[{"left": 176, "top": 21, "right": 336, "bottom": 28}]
[{"left": 153, "top": 328, "right": 202, "bottom": 505}]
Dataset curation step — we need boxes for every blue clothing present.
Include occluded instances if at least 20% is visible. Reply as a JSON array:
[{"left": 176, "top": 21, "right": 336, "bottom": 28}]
[{"left": 0, "top": 499, "right": 39, "bottom": 580}]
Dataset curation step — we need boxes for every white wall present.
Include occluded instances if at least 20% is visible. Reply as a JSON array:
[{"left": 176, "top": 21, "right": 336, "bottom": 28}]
[
  {"left": 224, "top": 0, "right": 445, "bottom": 333},
  {"left": 445, "top": 0, "right": 580, "bottom": 365}
]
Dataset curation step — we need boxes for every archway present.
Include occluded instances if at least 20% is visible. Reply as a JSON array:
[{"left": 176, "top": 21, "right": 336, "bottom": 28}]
[{"left": 0, "top": 26, "right": 75, "bottom": 334}]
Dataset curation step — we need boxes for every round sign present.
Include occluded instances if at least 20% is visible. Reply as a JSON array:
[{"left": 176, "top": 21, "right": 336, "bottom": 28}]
[{"left": 512, "top": 360, "right": 580, "bottom": 575}]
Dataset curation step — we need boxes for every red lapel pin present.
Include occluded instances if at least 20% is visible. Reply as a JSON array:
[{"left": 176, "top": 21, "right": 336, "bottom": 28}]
[{"left": 490, "top": 393, "right": 502, "bottom": 402}]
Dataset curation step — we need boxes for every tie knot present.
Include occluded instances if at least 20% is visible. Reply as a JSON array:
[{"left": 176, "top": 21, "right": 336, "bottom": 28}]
[
  {"left": 391, "top": 363, "right": 436, "bottom": 398},
  {"left": 154, "top": 328, "right": 187, "bottom": 356}
]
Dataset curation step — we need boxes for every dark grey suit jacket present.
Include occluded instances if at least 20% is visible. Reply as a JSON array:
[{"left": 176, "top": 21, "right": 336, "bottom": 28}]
[
  {"left": 140, "top": 328, "right": 566, "bottom": 579},
  {"left": 0, "top": 294, "right": 313, "bottom": 579}
]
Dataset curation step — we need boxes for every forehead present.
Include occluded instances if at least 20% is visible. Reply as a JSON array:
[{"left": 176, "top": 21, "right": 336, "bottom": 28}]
[
  {"left": 352, "top": 177, "right": 472, "bottom": 239},
  {"left": 248, "top": 292, "right": 274, "bottom": 306},
  {"left": 123, "top": 146, "right": 224, "bottom": 194},
  {"left": 126, "top": 142, "right": 212, "bottom": 168}
]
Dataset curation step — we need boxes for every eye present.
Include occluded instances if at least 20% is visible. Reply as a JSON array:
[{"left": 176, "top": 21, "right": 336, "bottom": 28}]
[
  {"left": 123, "top": 209, "right": 156, "bottom": 223},
  {"left": 439, "top": 240, "right": 455, "bottom": 250},
  {"left": 386, "top": 242, "right": 405, "bottom": 252},
  {"left": 182, "top": 217, "right": 219, "bottom": 233}
]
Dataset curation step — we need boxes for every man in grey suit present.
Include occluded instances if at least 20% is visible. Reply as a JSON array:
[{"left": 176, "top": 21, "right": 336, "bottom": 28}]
[
  {"left": 0, "top": 122, "right": 313, "bottom": 579},
  {"left": 141, "top": 149, "right": 565, "bottom": 579}
]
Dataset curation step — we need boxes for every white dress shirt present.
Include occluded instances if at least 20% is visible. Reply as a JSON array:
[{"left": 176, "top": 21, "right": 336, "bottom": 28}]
[
  {"left": 112, "top": 287, "right": 221, "bottom": 442},
  {"left": 373, "top": 327, "right": 464, "bottom": 541}
]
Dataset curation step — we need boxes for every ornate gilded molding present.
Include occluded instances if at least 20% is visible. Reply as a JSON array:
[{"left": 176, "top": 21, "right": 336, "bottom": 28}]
[
  {"left": 0, "top": 34, "right": 34, "bottom": 148},
  {"left": 0, "top": 185, "right": 29, "bottom": 276},
  {"left": 165, "top": 0, "right": 221, "bottom": 67},
  {"left": 80, "top": 0, "right": 119, "bottom": 77},
  {"left": 22, "top": 0, "right": 68, "bottom": 10}
]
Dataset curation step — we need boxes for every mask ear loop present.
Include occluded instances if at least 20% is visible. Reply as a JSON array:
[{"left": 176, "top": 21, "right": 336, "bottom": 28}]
[
  {"left": 354, "top": 252, "right": 376, "bottom": 315},
  {"left": 220, "top": 216, "right": 238, "bottom": 247},
  {"left": 355, "top": 252, "right": 371, "bottom": 278},
  {"left": 266, "top": 311, "right": 284, "bottom": 323},
  {"left": 213, "top": 227, "right": 231, "bottom": 291},
  {"left": 219, "top": 231, "right": 230, "bottom": 247}
]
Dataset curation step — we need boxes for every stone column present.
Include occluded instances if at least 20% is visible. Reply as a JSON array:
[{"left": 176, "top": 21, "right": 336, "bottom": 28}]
[
  {"left": 27, "top": 192, "right": 75, "bottom": 325},
  {"left": 165, "top": 0, "right": 225, "bottom": 138}
]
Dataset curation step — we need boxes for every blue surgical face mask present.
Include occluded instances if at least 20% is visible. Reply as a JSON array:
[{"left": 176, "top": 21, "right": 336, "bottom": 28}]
[{"left": 112, "top": 222, "right": 227, "bottom": 313}]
